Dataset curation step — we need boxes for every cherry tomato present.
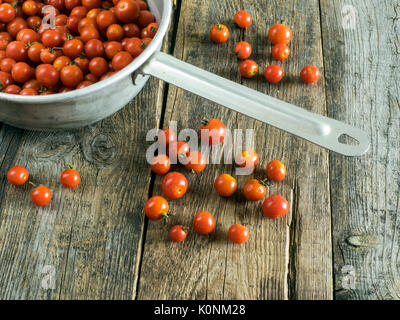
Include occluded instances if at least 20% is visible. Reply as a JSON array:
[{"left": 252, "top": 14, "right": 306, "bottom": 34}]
[
  {"left": 16, "top": 28, "right": 39, "bottom": 44},
  {"left": 31, "top": 185, "right": 52, "bottom": 206},
  {"left": 228, "top": 224, "right": 249, "bottom": 244},
  {"left": 78, "top": 17, "right": 96, "bottom": 33},
  {"left": 6, "top": 41, "right": 27, "bottom": 61},
  {"left": 19, "top": 87, "right": 37, "bottom": 95},
  {"left": 11, "top": 62, "right": 33, "bottom": 83},
  {"left": 74, "top": 56, "right": 90, "bottom": 73},
  {"left": 0, "top": 3, "right": 15, "bottom": 23},
  {"left": 168, "top": 140, "right": 190, "bottom": 160},
  {"left": 105, "top": 40, "right": 123, "bottom": 59},
  {"left": 234, "top": 10, "right": 252, "bottom": 28},
  {"left": 61, "top": 65, "right": 83, "bottom": 87},
  {"left": 199, "top": 118, "right": 226, "bottom": 145},
  {"left": 234, "top": 41, "right": 252, "bottom": 59},
  {"left": 264, "top": 65, "right": 284, "bottom": 83},
  {"left": 268, "top": 23, "right": 292, "bottom": 45},
  {"left": 65, "top": 0, "right": 81, "bottom": 11},
  {"left": 150, "top": 154, "right": 170, "bottom": 175},
  {"left": 40, "top": 48, "right": 58, "bottom": 64},
  {"left": 63, "top": 38, "right": 84, "bottom": 59},
  {"left": 4, "top": 84, "right": 21, "bottom": 94},
  {"left": 137, "top": 9, "right": 155, "bottom": 28},
  {"left": 300, "top": 65, "right": 320, "bottom": 84},
  {"left": 76, "top": 80, "right": 94, "bottom": 89},
  {"left": 7, "top": 165, "right": 29, "bottom": 186},
  {"left": 80, "top": 26, "right": 100, "bottom": 43},
  {"left": 239, "top": 59, "right": 258, "bottom": 78},
  {"left": 192, "top": 211, "right": 215, "bottom": 235},
  {"left": 243, "top": 179, "right": 266, "bottom": 201},
  {"left": 185, "top": 151, "right": 206, "bottom": 173},
  {"left": 71, "top": 6, "right": 88, "bottom": 19},
  {"left": 271, "top": 43, "right": 290, "bottom": 61},
  {"left": 144, "top": 196, "right": 168, "bottom": 221},
  {"left": 124, "top": 37, "right": 143, "bottom": 57},
  {"left": 66, "top": 15, "right": 80, "bottom": 33},
  {"left": 111, "top": 50, "right": 132, "bottom": 70},
  {"left": 266, "top": 160, "right": 286, "bottom": 181},
  {"left": 35, "top": 64, "right": 59, "bottom": 88},
  {"left": 27, "top": 42, "right": 44, "bottom": 62},
  {"left": 7, "top": 17, "right": 28, "bottom": 38},
  {"left": 141, "top": 22, "right": 158, "bottom": 38},
  {"left": 262, "top": 195, "right": 289, "bottom": 218},
  {"left": 84, "top": 38, "right": 104, "bottom": 58},
  {"left": 88, "top": 56, "right": 108, "bottom": 76},
  {"left": 169, "top": 225, "right": 187, "bottom": 243},
  {"left": 209, "top": 24, "right": 229, "bottom": 44},
  {"left": 82, "top": 0, "right": 101, "bottom": 10},
  {"left": 23, "top": 79, "right": 41, "bottom": 90},
  {"left": 60, "top": 168, "right": 80, "bottom": 188},
  {"left": 157, "top": 128, "right": 176, "bottom": 147},
  {"left": 96, "top": 10, "right": 117, "bottom": 29},
  {"left": 27, "top": 15, "right": 41, "bottom": 29},
  {"left": 123, "top": 23, "right": 140, "bottom": 37},
  {"left": 41, "top": 29, "right": 62, "bottom": 47},
  {"left": 0, "top": 70, "right": 13, "bottom": 88},
  {"left": 214, "top": 174, "right": 237, "bottom": 197},
  {"left": 235, "top": 150, "right": 259, "bottom": 168},
  {"left": 0, "top": 57, "right": 15, "bottom": 72},
  {"left": 115, "top": 0, "right": 140, "bottom": 24},
  {"left": 161, "top": 171, "right": 188, "bottom": 199}
]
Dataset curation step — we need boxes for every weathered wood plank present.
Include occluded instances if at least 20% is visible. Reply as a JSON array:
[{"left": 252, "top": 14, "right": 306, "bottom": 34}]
[
  {"left": 0, "top": 2, "right": 180, "bottom": 299},
  {"left": 137, "top": 0, "right": 332, "bottom": 300},
  {"left": 320, "top": 0, "right": 400, "bottom": 299}
]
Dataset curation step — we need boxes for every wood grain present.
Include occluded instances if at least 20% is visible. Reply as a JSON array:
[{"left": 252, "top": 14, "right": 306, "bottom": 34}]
[
  {"left": 320, "top": 0, "right": 400, "bottom": 299},
  {"left": 137, "top": 0, "right": 332, "bottom": 300}
]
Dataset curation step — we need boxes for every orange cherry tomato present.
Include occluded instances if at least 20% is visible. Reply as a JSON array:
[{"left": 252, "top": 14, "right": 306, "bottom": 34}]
[
  {"left": 209, "top": 24, "right": 229, "bottom": 44},
  {"left": 268, "top": 23, "right": 292, "bottom": 45},
  {"left": 234, "top": 10, "right": 252, "bottom": 28},
  {"left": 271, "top": 43, "right": 290, "bottom": 61},
  {"left": 185, "top": 151, "right": 206, "bottom": 173},
  {"left": 168, "top": 140, "right": 190, "bottom": 160},
  {"left": 150, "top": 154, "right": 171, "bottom": 175},
  {"left": 60, "top": 168, "right": 81, "bottom": 188},
  {"left": 199, "top": 118, "right": 226, "bottom": 146},
  {"left": 266, "top": 160, "right": 286, "bottom": 181},
  {"left": 169, "top": 225, "right": 187, "bottom": 242},
  {"left": 264, "top": 65, "right": 284, "bottom": 83},
  {"left": 214, "top": 174, "right": 237, "bottom": 197},
  {"left": 31, "top": 185, "right": 52, "bottom": 206},
  {"left": 161, "top": 171, "right": 188, "bottom": 199},
  {"left": 228, "top": 224, "right": 249, "bottom": 244},
  {"left": 300, "top": 65, "right": 320, "bottom": 84},
  {"left": 239, "top": 59, "right": 258, "bottom": 78},
  {"left": 262, "top": 195, "right": 289, "bottom": 218},
  {"left": 7, "top": 165, "right": 29, "bottom": 186},
  {"left": 235, "top": 150, "right": 259, "bottom": 168},
  {"left": 157, "top": 128, "right": 176, "bottom": 147},
  {"left": 144, "top": 195, "right": 169, "bottom": 221},
  {"left": 234, "top": 41, "right": 252, "bottom": 59},
  {"left": 243, "top": 179, "right": 266, "bottom": 201},
  {"left": 192, "top": 211, "right": 215, "bottom": 235}
]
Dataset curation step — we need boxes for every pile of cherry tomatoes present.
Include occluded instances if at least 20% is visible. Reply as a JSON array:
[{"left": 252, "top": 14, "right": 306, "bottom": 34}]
[
  {"left": 145, "top": 119, "right": 289, "bottom": 244},
  {"left": 0, "top": 0, "right": 158, "bottom": 95},
  {"left": 209, "top": 10, "right": 320, "bottom": 84},
  {"left": 6, "top": 164, "right": 80, "bottom": 206}
]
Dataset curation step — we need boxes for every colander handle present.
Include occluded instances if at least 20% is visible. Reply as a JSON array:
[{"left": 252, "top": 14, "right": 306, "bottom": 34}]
[{"left": 140, "top": 51, "right": 370, "bottom": 156}]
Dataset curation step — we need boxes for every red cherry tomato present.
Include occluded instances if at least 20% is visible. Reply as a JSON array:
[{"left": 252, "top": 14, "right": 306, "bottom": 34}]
[
  {"left": 234, "top": 41, "right": 252, "bottom": 59},
  {"left": 266, "top": 160, "right": 286, "bottom": 181},
  {"left": 168, "top": 140, "right": 190, "bottom": 160},
  {"left": 262, "top": 195, "right": 289, "bottom": 219},
  {"left": 169, "top": 225, "right": 187, "bottom": 243},
  {"left": 31, "top": 185, "right": 52, "bottom": 206},
  {"left": 115, "top": 0, "right": 140, "bottom": 23},
  {"left": 234, "top": 10, "right": 252, "bottom": 28},
  {"left": 144, "top": 195, "right": 169, "bottom": 221},
  {"left": 36, "top": 64, "right": 59, "bottom": 88},
  {"left": 60, "top": 168, "right": 80, "bottom": 188},
  {"left": 7, "top": 165, "right": 29, "bottom": 186},
  {"left": 161, "top": 171, "right": 188, "bottom": 199},
  {"left": 209, "top": 24, "right": 229, "bottom": 44},
  {"left": 185, "top": 151, "right": 206, "bottom": 173},
  {"left": 271, "top": 43, "right": 290, "bottom": 61},
  {"left": 0, "top": 3, "right": 16, "bottom": 23},
  {"left": 268, "top": 23, "right": 292, "bottom": 45},
  {"left": 300, "top": 65, "right": 320, "bottom": 84},
  {"left": 193, "top": 211, "right": 215, "bottom": 235},
  {"left": 228, "top": 224, "right": 249, "bottom": 244},
  {"left": 214, "top": 174, "right": 237, "bottom": 197},
  {"left": 239, "top": 59, "right": 258, "bottom": 78},
  {"left": 264, "top": 65, "right": 284, "bottom": 83},
  {"left": 150, "top": 154, "right": 170, "bottom": 175},
  {"left": 243, "top": 179, "right": 266, "bottom": 201},
  {"left": 157, "top": 128, "right": 176, "bottom": 147},
  {"left": 199, "top": 118, "right": 226, "bottom": 145},
  {"left": 235, "top": 150, "right": 259, "bottom": 168}
]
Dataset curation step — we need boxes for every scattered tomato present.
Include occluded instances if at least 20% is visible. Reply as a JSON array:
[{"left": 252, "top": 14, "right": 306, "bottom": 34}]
[
  {"left": 193, "top": 211, "right": 215, "bottom": 235},
  {"left": 209, "top": 24, "right": 229, "bottom": 44},
  {"left": 185, "top": 151, "right": 206, "bottom": 173},
  {"left": 271, "top": 43, "right": 290, "bottom": 61},
  {"left": 169, "top": 225, "right": 187, "bottom": 242},
  {"left": 239, "top": 59, "right": 258, "bottom": 78},
  {"left": 31, "top": 185, "right": 52, "bottom": 206},
  {"left": 150, "top": 154, "right": 171, "bottom": 175},
  {"left": 199, "top": 119, "right": 226, "bottom": 146},
  {"left": 243, "top": 179, "right": 266, "bottom": 201},
  {"left": 266, "top": 160, "right": 286, "bottom": 181},
  {"left": 228, "top": 224, "right": 249, "bottom": 244},
  {"left": 60, "top": 168, "right": 81, "bottom": 188},
  {"left": 161, "top": 171, "right": 188, "bottom": 199},
  {"left": 268, "top": 23, "right": 292, "bottom": 45},
  {"left": 234, "top": 41, "right": 252, "bottom": 59},
  {"left": 300, "top": 65, "right": 320, "bottom": 84},
  {"left": 144, "top": 195, "right": 169, "bottom": 221},
  {"left": 262, "top": 195, "right": 289, "bottom": 219},
  {"left": 235, "top": 150, "right": 259, "bottom": 168},
  {"left": 214, "top": 174, "right": 237, "bottom": 197},
  {"left": 264, "top": 65, "right": 284, "bottom": 83},
  {"left": 234, "top": 10, "right": 252, "bottom": 29},
  {"left": 7, "top": 165, "right": 29, "bottom": 186}
]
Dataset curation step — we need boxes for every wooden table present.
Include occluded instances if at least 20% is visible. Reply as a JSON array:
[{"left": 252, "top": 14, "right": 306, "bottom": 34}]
[{"left": 0, "top": 0, "right": 399, "bottom": 300}]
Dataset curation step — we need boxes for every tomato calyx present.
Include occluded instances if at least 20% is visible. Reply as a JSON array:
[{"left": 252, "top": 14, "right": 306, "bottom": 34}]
[
  {"left": 216, "top": 23, "right": 224, "bottom": 31},
  {"left": 66, "top": 33, "right": 74, "bottom": 41},
  {"left": 38, "top": 85, "right": 48, "bottom": 94},
  {"left": 25, "top": 41, "right": 38, "bottom": 49},
  {"left": 259, "top": 178, "right": 271, "bottom": 187},
  {"left": 161, "top": 212, "right": 169, "bottom": 223},
  {"left": 11, "top": 1, "right": 18, "bottom": 8}
]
